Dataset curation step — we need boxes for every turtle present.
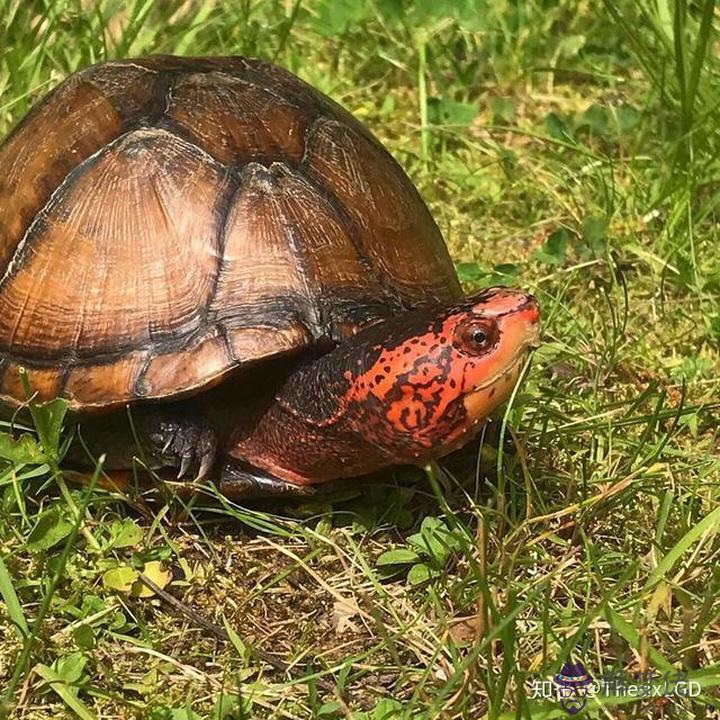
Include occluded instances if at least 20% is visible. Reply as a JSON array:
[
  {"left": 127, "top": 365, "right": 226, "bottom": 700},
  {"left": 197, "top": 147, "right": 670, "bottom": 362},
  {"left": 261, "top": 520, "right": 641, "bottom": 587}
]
[{"left": 0, "top": 55, "right": 540, "bottom": 497}]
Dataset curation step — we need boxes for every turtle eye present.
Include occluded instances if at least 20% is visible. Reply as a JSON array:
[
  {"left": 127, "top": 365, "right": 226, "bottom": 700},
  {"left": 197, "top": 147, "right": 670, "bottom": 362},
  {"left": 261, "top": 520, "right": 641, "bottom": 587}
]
[{"left": 454, "top": 318, "right": 498, "bottom": 355}]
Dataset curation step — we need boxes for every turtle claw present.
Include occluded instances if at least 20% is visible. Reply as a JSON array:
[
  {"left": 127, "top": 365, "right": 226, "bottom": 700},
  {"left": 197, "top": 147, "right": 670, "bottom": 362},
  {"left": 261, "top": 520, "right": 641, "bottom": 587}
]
[
  {"left": 146, "top": 415, "right": 218, "bottom": 483},
  {"left": 178, "top": 453, "right": 193, "bottom": 480},
  {"left": 197, "top": 450, "right": 215, "bottom": 483},
  {"left": 177, "top": 444, "right": 216, "bottom": 483}
]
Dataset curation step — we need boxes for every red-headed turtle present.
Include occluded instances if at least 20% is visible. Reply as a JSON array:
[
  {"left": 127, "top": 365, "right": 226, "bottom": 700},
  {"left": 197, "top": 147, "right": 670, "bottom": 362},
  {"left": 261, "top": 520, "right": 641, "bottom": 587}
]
[{"left": 0, "top": 56, "right": 540, "bottom": 496}]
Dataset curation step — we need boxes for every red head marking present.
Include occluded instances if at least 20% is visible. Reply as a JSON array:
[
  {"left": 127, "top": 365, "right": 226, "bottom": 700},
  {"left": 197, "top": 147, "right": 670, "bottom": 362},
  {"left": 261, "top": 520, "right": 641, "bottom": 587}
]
[{"left": 343, "top": 287, "right": 540, "bottom": 463}]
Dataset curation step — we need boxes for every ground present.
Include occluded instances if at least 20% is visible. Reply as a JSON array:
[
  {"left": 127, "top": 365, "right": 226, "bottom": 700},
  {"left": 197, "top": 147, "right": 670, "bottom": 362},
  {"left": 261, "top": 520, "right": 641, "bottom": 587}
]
[{"left": 0, "top": 1, "right": 719, "bottom": 719}]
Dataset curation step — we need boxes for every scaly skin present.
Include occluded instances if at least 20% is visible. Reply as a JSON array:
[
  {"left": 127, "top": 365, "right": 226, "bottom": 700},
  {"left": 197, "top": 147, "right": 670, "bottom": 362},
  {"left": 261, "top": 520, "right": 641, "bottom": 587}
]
[{"left": 227, "top": 287, "right": 540, "bottom": 484}]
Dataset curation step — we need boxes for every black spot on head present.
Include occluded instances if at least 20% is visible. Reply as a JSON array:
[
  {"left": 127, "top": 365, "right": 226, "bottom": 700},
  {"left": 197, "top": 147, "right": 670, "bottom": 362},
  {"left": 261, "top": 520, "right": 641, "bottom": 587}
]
[
  {"left": 403, "top": 347, "right": 412, "bottom": 354},
  {"left": 430, "top": 344, "right": 439, "bottom": 352},
  {"left": 439, "top": 336, "right": 447, "bottom": 344},
  {"left": 374, "top": 374, "right": 384, "bottom": 384},
  {"left": 450, "top": 379, "right": 457, "bottom": 389},
  {"left": 383, "top": 366, "right": 391, "bottom": 373},
  {"left": 411, "top": 338, "right": 420, "bottom": 345}
]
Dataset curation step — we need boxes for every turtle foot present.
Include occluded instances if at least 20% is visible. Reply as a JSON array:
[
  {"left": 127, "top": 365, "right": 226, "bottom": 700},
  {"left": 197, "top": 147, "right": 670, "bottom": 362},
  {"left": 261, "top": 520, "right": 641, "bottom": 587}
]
[
  {"left": 217, "top": 460, "right": 318, "bottom": 499},
  {"left": 145, "top": 414, "right": 218, "bottom": 482}
]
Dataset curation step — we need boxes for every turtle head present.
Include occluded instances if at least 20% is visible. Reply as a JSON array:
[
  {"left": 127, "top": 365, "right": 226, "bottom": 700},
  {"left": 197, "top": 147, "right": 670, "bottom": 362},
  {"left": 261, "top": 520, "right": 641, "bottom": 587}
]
[
  {"left": 343, "top": 287, "right": 541, "bottom": 461},
  {"left": 229, "top": 287, "right": 540, "bottom": 485}
]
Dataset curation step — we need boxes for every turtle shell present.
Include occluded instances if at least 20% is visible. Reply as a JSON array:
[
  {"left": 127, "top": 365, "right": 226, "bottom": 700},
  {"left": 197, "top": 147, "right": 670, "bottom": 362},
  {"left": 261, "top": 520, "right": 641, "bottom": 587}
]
[{"left": 0, "top": 56, "right": 461, "bottom": 411}]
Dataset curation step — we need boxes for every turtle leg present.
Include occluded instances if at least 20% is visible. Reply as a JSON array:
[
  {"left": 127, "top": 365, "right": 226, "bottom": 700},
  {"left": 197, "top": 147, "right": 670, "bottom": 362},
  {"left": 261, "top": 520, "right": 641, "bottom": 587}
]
[
  {"left": 216, "top": 459, "right": 319, "bottom": 499},
  {"left": 72, "top": 407, "right": 218, "bottom": 483}
]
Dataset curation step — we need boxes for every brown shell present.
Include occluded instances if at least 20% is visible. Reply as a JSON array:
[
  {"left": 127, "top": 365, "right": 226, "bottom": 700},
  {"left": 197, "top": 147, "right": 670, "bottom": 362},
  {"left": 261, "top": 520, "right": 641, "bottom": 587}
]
[{"left": 0, "top": 56, "right": 461, "bottom": 411}]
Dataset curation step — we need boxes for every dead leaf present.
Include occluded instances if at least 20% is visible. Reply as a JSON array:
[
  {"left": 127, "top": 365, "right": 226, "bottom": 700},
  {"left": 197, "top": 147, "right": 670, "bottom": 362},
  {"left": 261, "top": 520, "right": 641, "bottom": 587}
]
[
  {"left": 332, "top": 596, "right": 361, "bottom": 635},
  {"left": 448, "top": 614, "right": 484, "bottom": 644}
]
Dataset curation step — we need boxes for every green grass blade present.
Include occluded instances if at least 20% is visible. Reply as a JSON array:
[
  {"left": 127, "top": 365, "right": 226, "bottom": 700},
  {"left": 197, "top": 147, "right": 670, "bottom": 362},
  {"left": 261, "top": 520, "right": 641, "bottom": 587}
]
[
  {"left": 34, "top": 664, "right": 97, "bottom": 720},
  {"left": 643, "top": 504, "right": 720, "bottom": 593},
  {"left": 673, "top": 0, "right": 689, "bottom": 130},
  {"left": 686, "top": 0, "right": 716, "bottom": 117},
  {"left": 0, "top": 554, "right": 29, "bottom": 640},
  {"left": 601, "top": 606, "right": 674, "bottom": 673},
  {"left": 1, "top": 459, "right": 103, "bottom": 714}
]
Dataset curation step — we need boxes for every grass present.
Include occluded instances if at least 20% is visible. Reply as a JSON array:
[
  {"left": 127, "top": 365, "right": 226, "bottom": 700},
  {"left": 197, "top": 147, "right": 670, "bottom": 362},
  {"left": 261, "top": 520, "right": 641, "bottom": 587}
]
[{"left": 1, "top": 0, "right": 719, "bottom": 718}]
